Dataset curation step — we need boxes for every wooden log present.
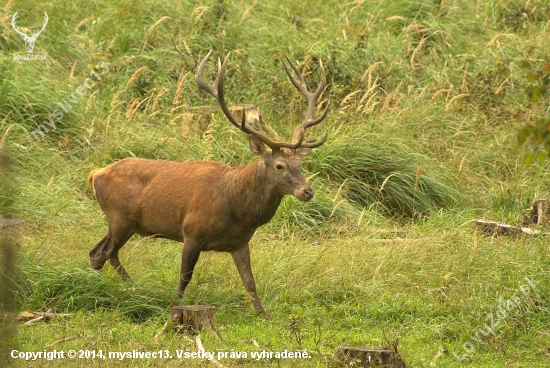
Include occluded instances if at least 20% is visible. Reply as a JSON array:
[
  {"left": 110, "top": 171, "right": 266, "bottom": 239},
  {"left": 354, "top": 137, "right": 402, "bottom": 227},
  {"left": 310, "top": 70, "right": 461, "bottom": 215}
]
[
  {"left": 169, "top": 305, "right": 217, "bottom": 334},
  {"left": 333, "top": 346, "right": 406, "bottom": 368},
  {"left": 0, "top": 219, "right": 24, "bottom": 228},
  {"left": 529, "top": 199, "right": 550, "bottom": 226},
  {"left": 475, "top": 219, "right": 540, "bottom": 236},
  {"left": 17, "top": 311, "right": 72, "bottom": 322}
]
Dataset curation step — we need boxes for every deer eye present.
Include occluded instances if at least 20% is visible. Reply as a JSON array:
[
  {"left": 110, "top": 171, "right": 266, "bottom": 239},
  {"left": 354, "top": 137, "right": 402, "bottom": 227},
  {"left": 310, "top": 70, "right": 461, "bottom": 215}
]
[{"left": 276, "top": 164, "right": 284, "bottom": 170}]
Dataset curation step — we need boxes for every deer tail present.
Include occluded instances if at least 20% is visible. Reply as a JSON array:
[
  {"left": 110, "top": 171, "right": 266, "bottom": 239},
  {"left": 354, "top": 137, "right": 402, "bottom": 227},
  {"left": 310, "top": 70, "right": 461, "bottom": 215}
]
[{"left": 87, "top": 169, "right": 100, "bottom": 190}]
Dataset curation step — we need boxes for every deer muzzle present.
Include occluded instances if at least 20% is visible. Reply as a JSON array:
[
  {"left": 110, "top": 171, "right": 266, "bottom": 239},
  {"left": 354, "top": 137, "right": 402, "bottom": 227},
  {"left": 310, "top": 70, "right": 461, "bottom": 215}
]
[{"left": 295, "top": 186, "right": 314, "bottom": 202}]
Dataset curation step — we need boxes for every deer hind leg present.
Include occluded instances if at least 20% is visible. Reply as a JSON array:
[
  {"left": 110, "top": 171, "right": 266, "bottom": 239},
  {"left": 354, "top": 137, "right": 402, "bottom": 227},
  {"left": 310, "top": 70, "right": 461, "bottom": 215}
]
[
  {"left": 89, "top": 233, "right": 110, "bottom": 270},
  {"left": 231, "top": 244, "right": 266, "bottom": 316},
  {"left": 89, "top": 222, "right": 136, "bottom": 281}
]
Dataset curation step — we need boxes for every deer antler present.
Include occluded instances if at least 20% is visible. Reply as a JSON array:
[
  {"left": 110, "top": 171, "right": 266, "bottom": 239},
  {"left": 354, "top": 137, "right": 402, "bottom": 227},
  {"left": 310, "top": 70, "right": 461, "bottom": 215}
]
[
  {"left": 11, "top": 12, "right": 26, "bottom": 38},
  {"left": 11, "top": 11, "right": 49, "bottom": 54},
  {"left": 196, "top": 51, "right": 329, "bottom": 151},
  {"left": 33, "top": 13, "right": 49, "bottom": 37},
  {"left": 281, "top": 55, "right": 329, "bottom": 149},
  {"left": 11, "top": 12, "right": 48, "bottom": 38}
]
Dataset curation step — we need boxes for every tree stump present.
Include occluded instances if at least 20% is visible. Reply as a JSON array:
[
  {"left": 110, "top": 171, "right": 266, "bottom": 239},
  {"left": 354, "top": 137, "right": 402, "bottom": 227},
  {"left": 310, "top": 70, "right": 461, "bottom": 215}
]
[
  {"left": 182, "top": 104, "right": 275, "bottom": 135},
  {"left": 0, "top": 219, "right": 23, "bottom": 250},
  {"left": 529, "top": 199, "right": 550, "bottom": 227},
  {"left": 169, "top": 305, "right": 217, "bottom": 334},
  {"left": 333, "top": 346, "right": 406, "bottom": 368},
  {"left": 227, "top": 104, "right": 263, "bottom": 132}
]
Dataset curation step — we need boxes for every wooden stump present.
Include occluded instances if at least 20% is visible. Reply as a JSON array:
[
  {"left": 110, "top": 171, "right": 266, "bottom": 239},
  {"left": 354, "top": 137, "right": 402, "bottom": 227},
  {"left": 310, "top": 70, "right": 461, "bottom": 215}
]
[
  {"left": 0, "top": 219, "right": 24, "bottom": 250},
  {"left": 182, "top": 104, "right": 274, "bottom": 135},
  {"left": 169, "top": 305, "right": 217, "bottom": 334},
  {"left": 333, "top": 346, "right": 406, "bottom": 368},
  {"left": 227, "top": 104, "right": 263, "bottom": 131},
  {"left": 529, "top": 199, "right": 550, "bottom": 227}
]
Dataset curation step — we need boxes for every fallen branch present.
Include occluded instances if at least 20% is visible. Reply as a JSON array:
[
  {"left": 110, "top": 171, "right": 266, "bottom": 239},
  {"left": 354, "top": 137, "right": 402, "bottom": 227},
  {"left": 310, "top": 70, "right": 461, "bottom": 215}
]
[
  {"left": 35, "top": 238, "right": 56, "bottom": 265},
  {"left": 475, "top": 220, "right": 542, "bottom": 237},
  {"left": 154, "top": 318, "right": 174, "bottom": 340},
  {"left": 196, "top": 335, "right": 224, "bottom": 367},
  {"left": 23, "top": 315, "right": 44, "bottom": 326},
  {"left": 45, "top": 336, "right": 77, "bottom": 349},
  {"left": 18, "top": 311, "right": 73, "bottom": 324}
]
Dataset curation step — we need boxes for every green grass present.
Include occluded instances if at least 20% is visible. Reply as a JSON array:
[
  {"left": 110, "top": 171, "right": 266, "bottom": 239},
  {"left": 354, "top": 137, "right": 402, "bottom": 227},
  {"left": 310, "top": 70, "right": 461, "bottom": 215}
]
[{"left": 1, "top": 0, "right": 550, "bottom": 366}]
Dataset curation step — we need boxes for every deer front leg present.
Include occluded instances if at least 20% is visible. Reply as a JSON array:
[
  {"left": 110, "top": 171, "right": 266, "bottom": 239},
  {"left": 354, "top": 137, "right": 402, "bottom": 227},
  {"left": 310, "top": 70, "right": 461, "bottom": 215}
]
[
  {"left": 178, "top": 239, "right": 202, "bottom": 298},
  {"left": 231, "top": 244, "right": 266, "bottom": 316}
]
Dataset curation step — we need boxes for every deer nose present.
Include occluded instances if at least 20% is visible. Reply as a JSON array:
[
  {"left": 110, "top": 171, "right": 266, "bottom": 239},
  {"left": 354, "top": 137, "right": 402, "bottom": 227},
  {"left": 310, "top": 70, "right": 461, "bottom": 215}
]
[{"left": 303, "top": 188, "right": 314, "bottom": 201}]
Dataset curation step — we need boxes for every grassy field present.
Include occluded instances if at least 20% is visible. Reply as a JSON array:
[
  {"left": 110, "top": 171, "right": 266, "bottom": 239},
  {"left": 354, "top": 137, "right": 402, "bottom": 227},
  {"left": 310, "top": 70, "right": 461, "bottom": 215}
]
[{"left": 1, "top": 0, "right": 550, "bottom": 366}]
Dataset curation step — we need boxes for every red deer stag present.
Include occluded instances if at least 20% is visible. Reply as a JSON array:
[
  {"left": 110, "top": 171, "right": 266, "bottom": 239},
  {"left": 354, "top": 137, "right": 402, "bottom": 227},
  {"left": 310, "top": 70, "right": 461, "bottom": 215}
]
[{"left": 88, "top": 51, "right": 329, "bottom": 314}]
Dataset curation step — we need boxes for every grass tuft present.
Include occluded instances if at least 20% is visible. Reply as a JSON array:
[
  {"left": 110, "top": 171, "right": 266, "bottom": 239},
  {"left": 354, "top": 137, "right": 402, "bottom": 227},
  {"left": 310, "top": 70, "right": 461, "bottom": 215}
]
[
  {"left": 312, "top": 134, "right": 460, "bottom": 218},
  {"left": 16, "top": 265, "right": 174, "bottom": 322}
]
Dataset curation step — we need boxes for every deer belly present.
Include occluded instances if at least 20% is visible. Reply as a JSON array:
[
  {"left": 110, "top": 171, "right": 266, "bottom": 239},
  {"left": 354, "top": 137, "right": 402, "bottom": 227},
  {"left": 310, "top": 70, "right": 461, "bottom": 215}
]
[
  {"left": 186, "top": 224, "right": 256, "bottom": 252},
  {"left": 134, "top": 224, "right": 184, "bottom": 242},
  {"left": 202, "top": 235, "right": 255, "bottom": 252}
]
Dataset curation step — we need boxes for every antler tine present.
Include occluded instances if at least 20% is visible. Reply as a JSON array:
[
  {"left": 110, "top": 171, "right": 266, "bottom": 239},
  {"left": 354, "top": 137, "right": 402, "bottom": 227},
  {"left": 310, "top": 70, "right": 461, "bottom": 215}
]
[
  {"left": 281, "top": 55, "right": 329, "bottom": 147},
  {"left": 196, "top": 51, "right": 306, "bottom": 151},
  {"left": 38, "top": 13, "right": 49, "bottom": 34},
  {"left": 295, "top": 105, "right": 330, "bottom": 149},
  {"left": 299, "top": 131, "right": 328, "bottom": 148},
  {"left": 33, "top": 13, "right": 49, "bottom": 37},
  {"left": 195, "top": 50, "right": 219, "bottom": 98},
  {"left": 11, "top": 11, "right": 49, "bottom": 36},
  {"left": 196, "top": 50, "right": 244, "bottom": 129},
  {"left": 11, "top": 12, "right": 26, "bottom": 37}
]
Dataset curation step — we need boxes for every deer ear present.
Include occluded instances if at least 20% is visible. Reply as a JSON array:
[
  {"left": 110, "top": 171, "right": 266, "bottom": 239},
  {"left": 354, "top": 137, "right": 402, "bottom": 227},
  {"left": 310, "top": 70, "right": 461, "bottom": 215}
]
[
  {"left": 248, "top": 135, "right": 266, "bottom": 156},
  {"left": 295, "top": 140, "right": 316, "bottom": 158},
  {"left": 295, "top": 147, "right": 312, "bottom": 158}
]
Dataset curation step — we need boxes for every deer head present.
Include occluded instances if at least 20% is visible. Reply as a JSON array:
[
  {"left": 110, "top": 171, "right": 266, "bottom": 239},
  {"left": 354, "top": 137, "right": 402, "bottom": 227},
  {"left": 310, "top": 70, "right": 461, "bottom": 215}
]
[
  {"left": 11, "top": 11, "right": 49, "bottom": 54},
  {"left": 196, "top": 51, "right": 329, "bottom": 201}
]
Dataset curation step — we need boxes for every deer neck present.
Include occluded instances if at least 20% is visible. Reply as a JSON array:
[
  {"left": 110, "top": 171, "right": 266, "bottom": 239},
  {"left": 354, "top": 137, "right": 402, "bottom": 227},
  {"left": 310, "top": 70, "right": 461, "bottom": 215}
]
[{"left": 224, "top": 160, "right": 283, "bottom": 229}]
